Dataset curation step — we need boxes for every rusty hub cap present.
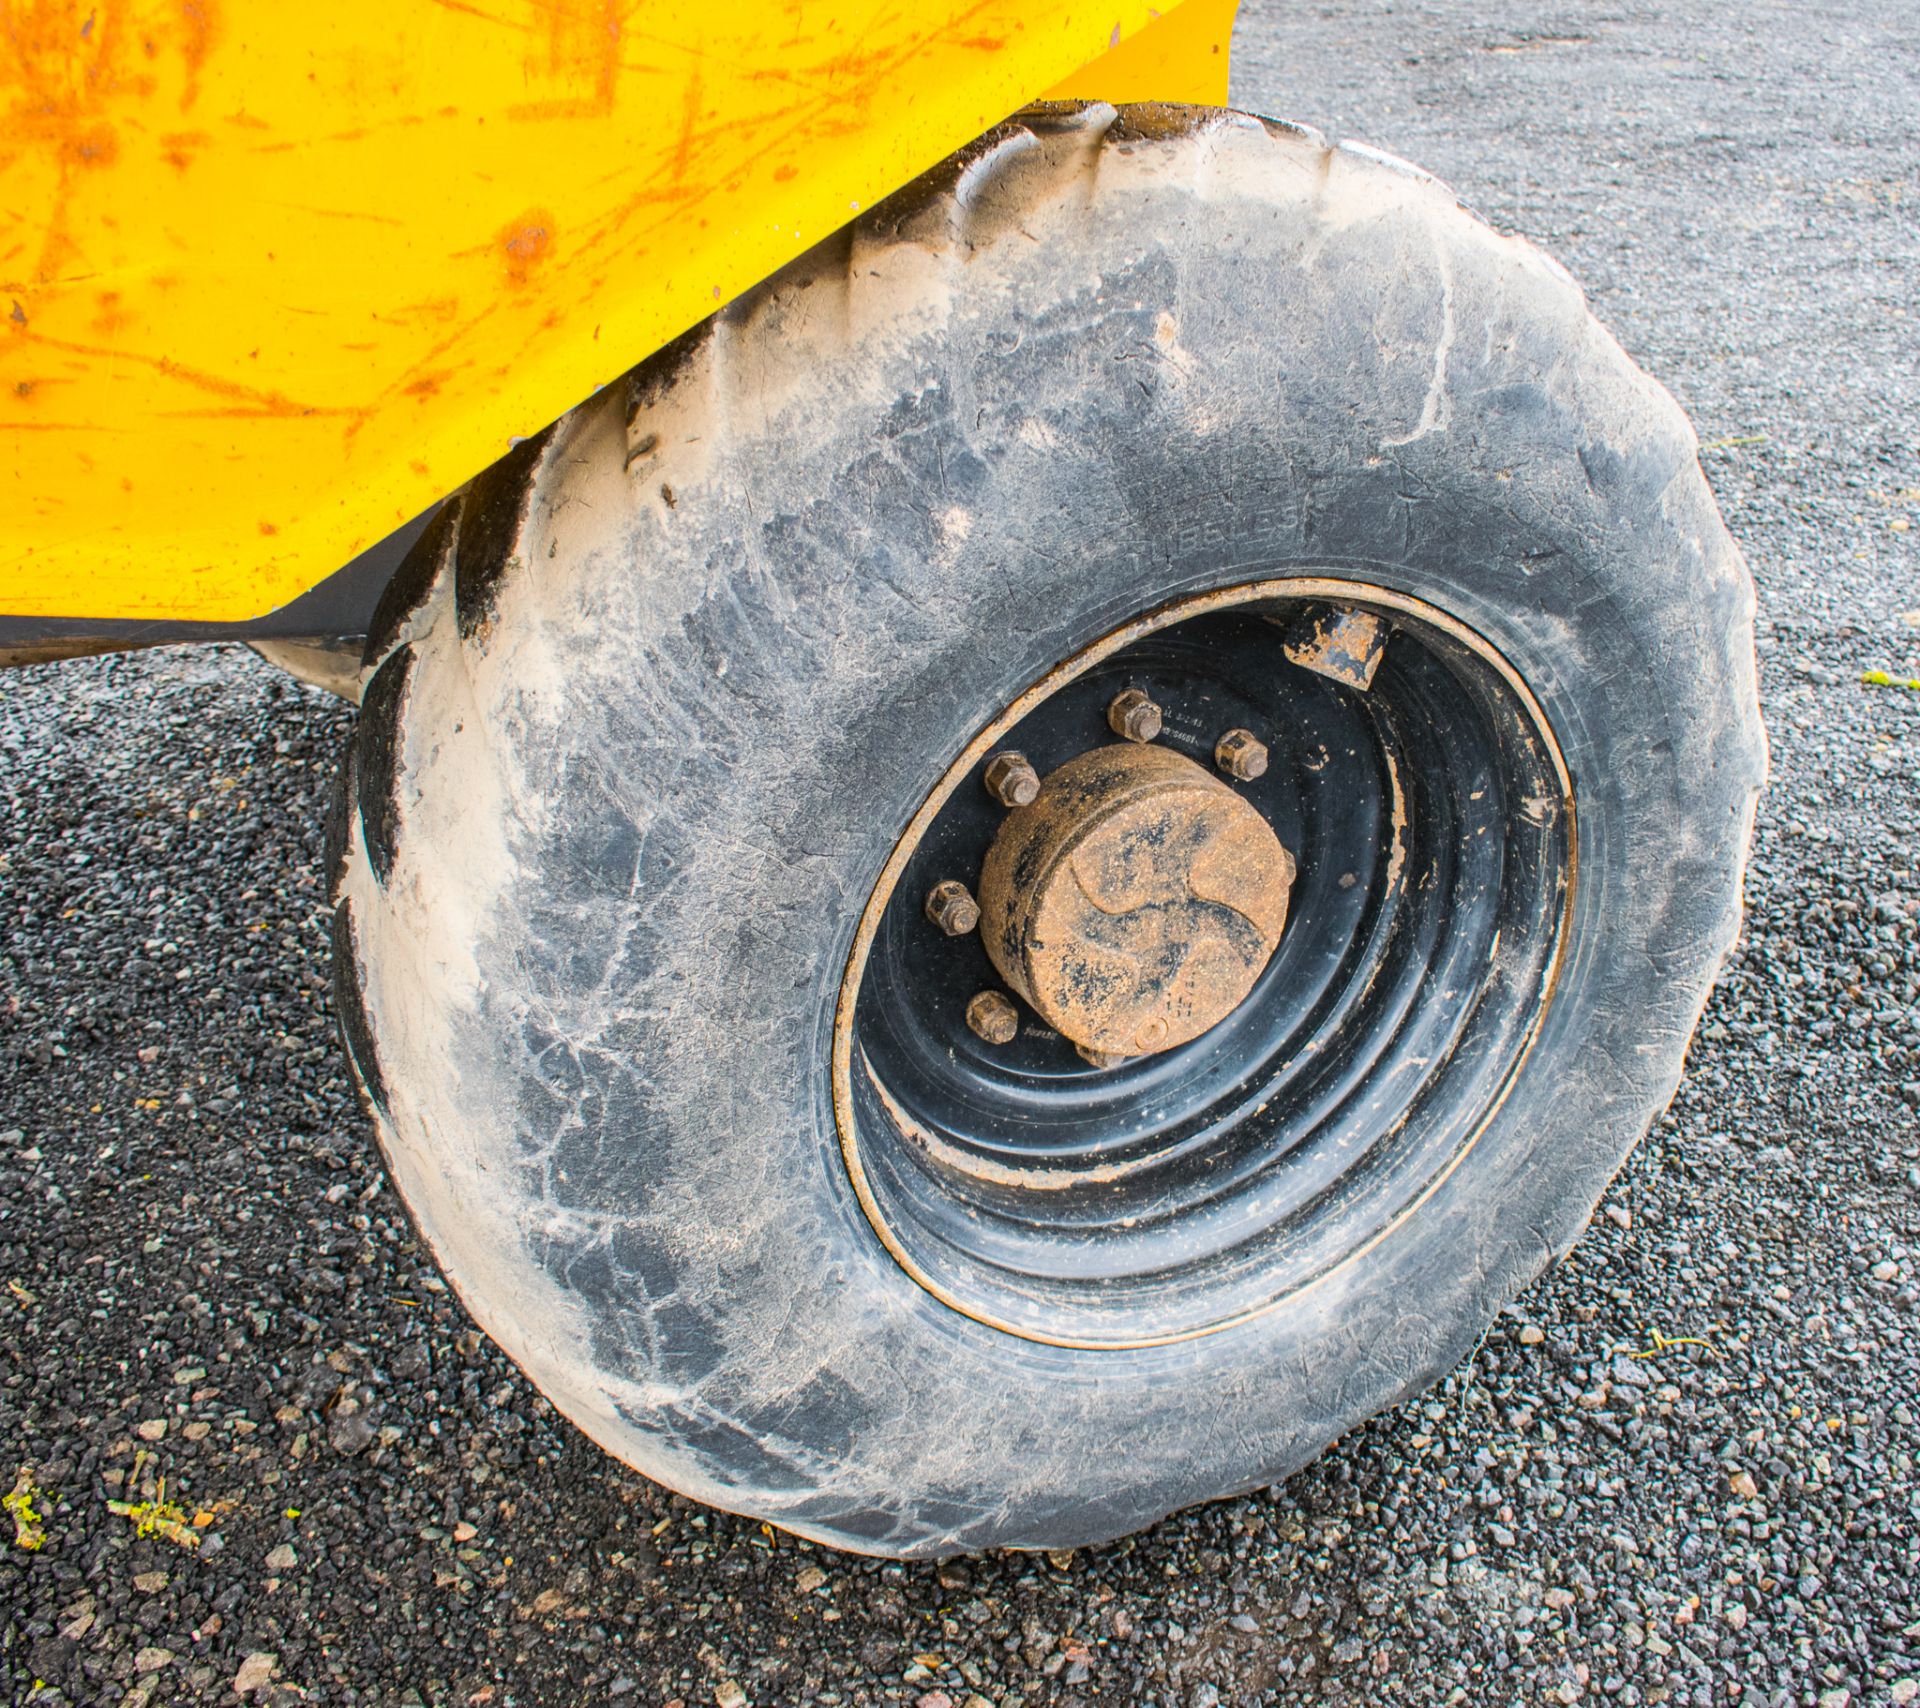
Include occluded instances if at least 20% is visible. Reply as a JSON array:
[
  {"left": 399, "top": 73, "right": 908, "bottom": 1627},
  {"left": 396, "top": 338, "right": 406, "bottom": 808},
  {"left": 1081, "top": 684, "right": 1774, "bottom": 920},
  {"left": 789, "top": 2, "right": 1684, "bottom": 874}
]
[{"left": 977, "top": 745, "right": 1294, "bottom": 1059}]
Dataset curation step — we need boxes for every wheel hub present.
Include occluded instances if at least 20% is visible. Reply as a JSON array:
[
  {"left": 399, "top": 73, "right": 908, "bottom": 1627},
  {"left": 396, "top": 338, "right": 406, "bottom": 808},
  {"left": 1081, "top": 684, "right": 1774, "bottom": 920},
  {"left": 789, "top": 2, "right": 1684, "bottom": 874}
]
[
  {"left": 834, "top": 578, "right": 1575, "bottom": 1348},
  {"left": 976, "top": 743, "right": 1294, "bottom": 1058}
]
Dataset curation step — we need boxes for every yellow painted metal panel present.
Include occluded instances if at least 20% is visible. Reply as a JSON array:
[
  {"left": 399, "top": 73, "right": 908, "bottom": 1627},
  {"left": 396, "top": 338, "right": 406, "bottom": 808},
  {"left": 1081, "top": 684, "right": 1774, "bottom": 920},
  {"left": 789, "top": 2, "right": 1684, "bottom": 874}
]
[
  {"left": 1, "top": 0, "right": 1236, "bottom": 623},
  {"left": 1044, "top": 0, "right": 1235, "bottom": 104}
]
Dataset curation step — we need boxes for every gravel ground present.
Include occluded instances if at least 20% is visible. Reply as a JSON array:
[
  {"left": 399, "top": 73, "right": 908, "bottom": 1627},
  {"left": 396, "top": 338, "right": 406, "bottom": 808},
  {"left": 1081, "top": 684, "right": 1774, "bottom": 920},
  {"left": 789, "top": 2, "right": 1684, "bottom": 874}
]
[{"left": 5, "top": 1, "right": 1919, "bottom": 1703}]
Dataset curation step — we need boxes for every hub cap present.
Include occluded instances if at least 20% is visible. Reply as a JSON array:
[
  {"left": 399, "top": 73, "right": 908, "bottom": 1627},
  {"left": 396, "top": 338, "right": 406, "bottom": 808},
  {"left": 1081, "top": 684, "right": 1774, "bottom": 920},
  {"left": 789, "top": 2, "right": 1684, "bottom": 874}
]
[{"left": 977, "top": 743, "right": 1294, "bottom": 1059}]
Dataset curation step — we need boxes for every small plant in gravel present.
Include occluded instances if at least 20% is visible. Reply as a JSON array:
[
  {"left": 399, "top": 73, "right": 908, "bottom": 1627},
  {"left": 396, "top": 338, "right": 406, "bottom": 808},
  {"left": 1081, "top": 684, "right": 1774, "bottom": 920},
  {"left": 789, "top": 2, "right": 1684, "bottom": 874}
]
[
  {"left": 6, "top": 1465, "right": 48, "bottom": 1550},
  {"left": 105, "top": 1450, "right": 201, "bottom": 1550}
]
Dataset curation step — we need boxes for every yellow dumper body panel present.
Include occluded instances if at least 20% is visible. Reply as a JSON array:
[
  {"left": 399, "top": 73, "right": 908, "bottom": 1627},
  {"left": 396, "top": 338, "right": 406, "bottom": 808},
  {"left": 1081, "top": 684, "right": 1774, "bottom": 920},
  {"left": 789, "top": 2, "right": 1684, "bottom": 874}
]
[{"left": 0, "top": 0, "right": 1236, "bottom": 623}]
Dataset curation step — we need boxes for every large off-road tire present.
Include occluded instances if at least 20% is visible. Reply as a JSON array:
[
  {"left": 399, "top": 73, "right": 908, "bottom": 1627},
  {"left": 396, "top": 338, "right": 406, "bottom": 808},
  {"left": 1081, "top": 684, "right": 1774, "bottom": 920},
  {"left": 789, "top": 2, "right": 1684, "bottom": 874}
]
[{"left": 330, "top": 102, "right": 1763, "bottom": 1556}]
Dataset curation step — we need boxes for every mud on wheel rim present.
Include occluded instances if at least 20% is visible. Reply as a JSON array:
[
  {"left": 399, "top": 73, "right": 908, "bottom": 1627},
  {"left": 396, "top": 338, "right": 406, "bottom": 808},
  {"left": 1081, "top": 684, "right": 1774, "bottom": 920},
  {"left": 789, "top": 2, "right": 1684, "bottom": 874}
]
[{"left": 835, "top": 576, "right": 1577, "bottom": 1349}]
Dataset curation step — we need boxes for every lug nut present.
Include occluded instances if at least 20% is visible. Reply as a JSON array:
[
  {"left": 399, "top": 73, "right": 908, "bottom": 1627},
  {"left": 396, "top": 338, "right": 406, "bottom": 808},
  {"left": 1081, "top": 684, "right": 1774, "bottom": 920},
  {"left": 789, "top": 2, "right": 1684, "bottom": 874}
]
[
  {"left": 1107, "top": 688, "right": 1163, "bottom": 744},
  {"left": 1076, "top": 1042, "right": 1130, "bottom": 1070},
  {"left": 966, "top": 989, "right": 1020, "bottom": 1046},
  {"left": 1214, "top": 728, "right": 1269, "bottom": 782},
  {"left": 924, "top": 879, "right": 980, "bottom": 936},
  {"left": 984, "top": 750, "right": 1041, "bottom": 808}
]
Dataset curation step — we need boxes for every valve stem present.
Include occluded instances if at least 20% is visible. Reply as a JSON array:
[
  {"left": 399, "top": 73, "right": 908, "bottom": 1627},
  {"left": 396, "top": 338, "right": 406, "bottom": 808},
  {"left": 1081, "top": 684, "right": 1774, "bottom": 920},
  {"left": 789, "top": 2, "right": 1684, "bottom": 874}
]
[{"left": 1280, "top": 606, "right": 1390, "bottom": 690}]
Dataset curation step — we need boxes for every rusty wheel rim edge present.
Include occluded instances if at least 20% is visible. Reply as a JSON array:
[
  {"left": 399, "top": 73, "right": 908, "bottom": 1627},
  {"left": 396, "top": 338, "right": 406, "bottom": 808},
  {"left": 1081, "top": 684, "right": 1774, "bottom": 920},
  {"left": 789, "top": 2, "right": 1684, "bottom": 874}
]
[{"left": 831, "top": 575, "right": 1578, "bottom": 1351}]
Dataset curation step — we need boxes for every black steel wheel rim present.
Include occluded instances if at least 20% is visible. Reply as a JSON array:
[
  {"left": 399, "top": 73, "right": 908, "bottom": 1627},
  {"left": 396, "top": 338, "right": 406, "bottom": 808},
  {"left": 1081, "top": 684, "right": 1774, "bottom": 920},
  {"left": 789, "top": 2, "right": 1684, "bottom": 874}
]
[{"left": 833, "top": 579, "right": 1575, "bottom": 1348}]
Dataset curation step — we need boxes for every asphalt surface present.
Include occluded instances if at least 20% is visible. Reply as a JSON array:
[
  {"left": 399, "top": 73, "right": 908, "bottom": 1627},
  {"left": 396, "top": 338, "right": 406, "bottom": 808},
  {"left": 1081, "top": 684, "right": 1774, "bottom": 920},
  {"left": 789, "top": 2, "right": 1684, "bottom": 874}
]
[{"left": 4, "top": 1, "right": 1918, "bottom": 1703}]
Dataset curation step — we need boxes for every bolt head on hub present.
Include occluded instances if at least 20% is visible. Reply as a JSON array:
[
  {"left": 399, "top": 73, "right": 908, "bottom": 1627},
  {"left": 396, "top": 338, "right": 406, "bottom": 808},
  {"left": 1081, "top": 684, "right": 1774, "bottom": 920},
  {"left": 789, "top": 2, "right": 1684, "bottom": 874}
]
[
  {"left": 1214, "top": 728, "right": 1269, "bottom": 782},
  {"left": 924, "top": 879, "right": 980, "bottom": 937},
  {"left": 965, "top": 989, "right": 1021, "bottom": 1046},
  {"left": 983, "top": 750, "right": 1041, "bottom": 808},
  {"left": 1107, "top": 688, "right": 1163, "bottom": 744}
]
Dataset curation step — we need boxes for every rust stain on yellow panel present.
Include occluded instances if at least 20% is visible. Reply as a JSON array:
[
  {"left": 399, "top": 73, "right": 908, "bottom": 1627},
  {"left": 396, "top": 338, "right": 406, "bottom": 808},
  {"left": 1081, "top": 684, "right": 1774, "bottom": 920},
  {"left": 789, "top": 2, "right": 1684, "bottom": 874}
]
[{"left": 1, "top": 0, "right": 1237, "bottom": 622}]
